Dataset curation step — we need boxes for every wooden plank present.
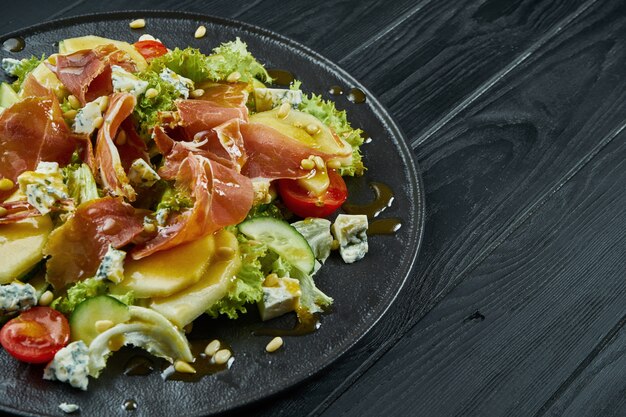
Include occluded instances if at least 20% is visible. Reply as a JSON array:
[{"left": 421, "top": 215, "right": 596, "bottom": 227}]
[
  {"left": 539, "top": 317, "right": 626, "bottom": 417},
  {"left": 337, "top": 0, "right": 593, "bottom": 141},
  {"left": 319, "top": 122, "right": 626, "bottom": 417}
]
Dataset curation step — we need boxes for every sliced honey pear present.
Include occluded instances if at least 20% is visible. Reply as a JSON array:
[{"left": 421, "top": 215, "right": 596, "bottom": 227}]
[
  {"left": 150, "top": 230, "right": 240, "bottom": 328},
  {"left": 0, "top": 215, "right": 53, "bottom": 284},
  {"left": 112, "top": 234, "right": 215, "bottom": 298},
  {"left": 59, "top": 35, "right": 148, "bottom": 71},
  {"left": 249, "top": 108, "right": 353, "bottom": 165}
]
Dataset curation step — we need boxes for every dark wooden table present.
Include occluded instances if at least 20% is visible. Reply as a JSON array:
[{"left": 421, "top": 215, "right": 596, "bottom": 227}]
[{"left": 4, "top": 1, "right": 626, "bottom": 416}]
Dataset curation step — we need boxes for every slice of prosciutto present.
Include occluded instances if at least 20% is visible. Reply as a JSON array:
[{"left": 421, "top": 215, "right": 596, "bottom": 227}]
[
  {"left": 196, "top": 81, "right": 249, "bottom": 108},
  {"left": 44, "top": 197, "right": 147, "bottom": 289},
  {"left": 176, "top": 99, "right": 248, "bottom": 139},
  {"left": 131, "top": 153, "right": 253, "bottom": 259},
  {"left": 95, "top": 92, "right": 137, "bottom": 200},
  {"left": 0, "top": 96, "right": 88, "bottom": 201},
  {"left": 239, "top": 122, "right": 331, "bottom": 180}
]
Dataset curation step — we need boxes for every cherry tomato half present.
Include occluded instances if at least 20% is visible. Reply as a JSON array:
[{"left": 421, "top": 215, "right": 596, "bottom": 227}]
[
  {"left": 278, "top": 169, "right": 348, "bottom": 218},
  {"left": 133, "top": 40, "right": 168, "bottom": 60},
  {"left": 0, "top": 307, "right": 70, "bottom": 364}
]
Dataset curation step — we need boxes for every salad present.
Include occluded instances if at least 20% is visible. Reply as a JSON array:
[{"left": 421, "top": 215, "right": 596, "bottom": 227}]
[{"left": 0, "top": 32, "right": 368, "bottom": 392}]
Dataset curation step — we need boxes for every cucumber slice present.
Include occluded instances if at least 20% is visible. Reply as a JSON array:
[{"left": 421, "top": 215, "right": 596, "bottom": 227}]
[
  {"left": 238, "top": 217, "right": 315, "bottom": 273},
  {"left": 70, "top": 295, "right": 131, "bottom": 345}
]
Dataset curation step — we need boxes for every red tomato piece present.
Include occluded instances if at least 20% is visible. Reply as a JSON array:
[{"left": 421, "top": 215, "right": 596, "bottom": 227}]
[
  {"left": 0, "top": 307, "right": 70, "bottom": 364},
  {"left": 278, "top": 169, "right": 348, "bottom": 218},
  {"left": 133, "top": 40, "right": 168, "bottom": 60}
]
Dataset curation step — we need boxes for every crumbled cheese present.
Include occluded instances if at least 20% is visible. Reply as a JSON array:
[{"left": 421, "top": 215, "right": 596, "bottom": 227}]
[
  {"left": 128, "top": 158, "right": 160, "bottom": 187},
  {"left": 17, "top": 162, "right": 68, "bottom": 215},
  {"left": 155, "top": 208, "right": 169, "bottom": 226},
  {"left": 58, "top": 403, "right": 80, "bottom": 414},
  {"left": 1, "top": 58, "right": 22, "bottom": 76},
  {"left": 94, "top": 245, "right": 126, "bottom": 283},
  {"left": 331, "top": 214, "right": 368, "bottom": 264},
  {"left": 111, "top": 65, "right": 148, "bottom": 97},
  {"left": 292, "top": 218, "right": 333, "bottom": 263},
  {"left": 44, "top": 341, "right": 91, "bottom": 390},
  {"left": 73, "top": 97, "right": 106, "bottom": 134},
  {"left": 254, "top": 88, "right": 303, "bottom": 112},
  {"left": 160, "top": 68, "right": 194, "bottom": 99},
  {"left": 251, "top": 179, "right": 272, "bottom": 205},
  {"left": 0, "top": 282, "right": 37, "bottom": 315},
  {"left": 258, "top": 277, "right": 301, "bottom": 321}
]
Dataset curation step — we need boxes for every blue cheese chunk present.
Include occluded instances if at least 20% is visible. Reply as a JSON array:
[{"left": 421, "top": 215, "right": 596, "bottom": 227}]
[
  {"left": 73, "top": 97, "right": 106, "bottom": 134},
  {"left": 292, "top": 218, "right": 333, "bottom": 263},
  {"left": 44, "top": 341, "right": 91, "bottom": 391},
  {"left": 1, "top": 58, "right": 22, "bottom": 76},
  {"left": 58, "top": 403, "right": 80, "bottom": 414},
  {"left": 331, "top": 214, "right": 369, "bottom": 264},
  {"left": 254, "top": 88, "right": 302, "bottom": 112},
  {"left": 258, "top": 277, "right": 302, "bottom": 321},
  {"left": 95, "top": 245, "right": 126, "bottom": 283},
  {"left": 17, "top": 162, "right": 69, "bottom": 215},
  {"left": 128, "top": 158, "right": 160, "bottom": 187},
  {"left": 112, "top": 65, "right": 148, "bottom": 97},
  {"left": 0, "top": 282, "right": 37, "bottom": 315},
  {"left": 160, "top": 68, "right": 194, "bottom": 98}
]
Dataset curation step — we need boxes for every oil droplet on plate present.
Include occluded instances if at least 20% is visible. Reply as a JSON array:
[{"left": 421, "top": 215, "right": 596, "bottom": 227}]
[
  {"left": 347, "top": 88, "right": 366, "bottom": 103},
  {"left": 328, "top": 85, "right": 343, "bottom": 95},
  {"left": 2, "top": 37, "right": 25, "bottom": 52},
  {"left": 267, "top": 69, "right": 294, "bottom": 86},
  {"left": 122, "top": 399, "right": 138, "bottom": 411}
]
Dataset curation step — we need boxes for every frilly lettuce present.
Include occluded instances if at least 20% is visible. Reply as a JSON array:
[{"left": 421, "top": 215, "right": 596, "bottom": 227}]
[
  {"left": 3, "top": 56, "right": 44, "bottom": 92},
  {"left": 64, "top": 163, "right": 99, "bottom": 205},
  {"left": 293, "top": 80, "right": 365, "bottom": 176},
  {"left": 148, "top": 38, "right": 270, "bottom": 84},
  {"left": 133, "top": 70, "right": 181, "bottom": 138},
  {"left": 51, "top": 277, "right": 134, "bottom": 315}
]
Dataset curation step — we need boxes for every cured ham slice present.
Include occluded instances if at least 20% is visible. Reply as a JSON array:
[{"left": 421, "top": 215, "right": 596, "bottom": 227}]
[
  {"left": 131, "top": 154, "right": 253, "bottom": 259},
  {"left": 95, "top": 92, "right": 137, "bottom": 200},
  {"left": 44, "top": 197, "right": 146, "bottom": 289},
  {"left": 21, "top": 74, "right": 50, "bottom": 98},
  {"left": 239, "top": 122, "right": 330, "bottom": 180},
  {"left": 48, "top": 49, "right": 112, "bottom": 105},
  {"left": 197, "top": 82, "right": 249, "bottom": 108},
  {"left": 176, "top": 99, "right": 248, "bottom": 138},
  {"left": 0, "top": 200, "right": 74, "bottom": 225},
  {"left": 0, "top": 96, "right": 86, "bottom": 201},
  {"left": 117, "top": 118, "right": 148, "bottom": 171}
]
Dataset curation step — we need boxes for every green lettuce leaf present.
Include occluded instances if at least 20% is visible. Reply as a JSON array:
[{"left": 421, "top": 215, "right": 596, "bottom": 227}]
[
  {"left": 294, "top": 80, "right": 365, "bottom": 176},
  {"left": 6, "top": 56, "right": 44, "bottom": 93},
  {"left": 290, "top": 266, "right": 333, "bottom": 315},
  {"left": 133, "top": 70, "right": 181, "bottom": 138},
  {"left": 64, "top": 163, "right": 99, "bottom": 204},
  {"left": 205, "top": 234, "right": 266, "bottom": 319},
  {"left": 51, "top": 277, "right": 134, "bottom": 315}
]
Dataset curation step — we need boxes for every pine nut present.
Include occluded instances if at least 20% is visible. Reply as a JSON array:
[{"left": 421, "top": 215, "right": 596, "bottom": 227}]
[
  {"left": 190, "top": 88, "right": 205, "bottom": 98},
  {"left": 327, "top": 159, "right": 341, "bottom": 169},
  {"left": 145, "top": 88, "right": 159, "bottom": 99},
  {"left": 98, "top": 96, "right": 109, "bottom": 112},
  {"left": 63, "top": 110, "right": 77, "bottom": 120},
  {"left": 0, "top": 207, "right": 7, "bottom": 217},
  {"left": 93, "top": 116, "right": 104, "bottom": 129},
  {"left": 226, "top": 71, "right": 241, "bottom": 83},
  {"left": 129, "top": 19, "right": 146, "bottom": 29},
  {"left": 204, "top": 340, "right": 221, "bottom": 356},
  {"left": 277, "top": 102, "right": 291, "bottom": 119},
  {"left": 313, "top": 156, "right": 325, "bottom": 170},
  {"left": 67, "top": 95, "right": 80, "bottom": 109},
  {"left": 38, "top": 290, "right": 54, "bottom": 306},
  {"left": 95, "top": 320, "right": 115, "bottom": 333},
  {"left": 217, "top": 246, "right": 235, "bottom": 259},
  {"left": 0, "top": 178, "right": 14, "bottom": 191},
  {"left": 213, "top": 349, "right": 231, "bottom": 365},
  {"left": 300, "top": 158, "right": 315, "bottom": 170},
  {"left": 194, "top": 25, "right": 207, "bottom": 39},
  {"left": 174, "top": 360, "right": 196, "bottom": 374},
  {"left": 265, "top": 336, "right": 283, "bottom": 353},
  {"left": 115, "top": 130, "right": 127, "bottom": 146},
  {"left": 264, "top": 273, "right": 279, "bottom": 287},
  {"left": 305, "top": 123, "right": 319, "bottom": 135},
  {"left": 143, "top": 222, "right": 156, "bottom": 233}
]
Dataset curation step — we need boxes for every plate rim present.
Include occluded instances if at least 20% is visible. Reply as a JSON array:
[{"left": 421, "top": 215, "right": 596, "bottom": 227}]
[{"left": 0, "top": 10, "right": 426, "bottom": 416}]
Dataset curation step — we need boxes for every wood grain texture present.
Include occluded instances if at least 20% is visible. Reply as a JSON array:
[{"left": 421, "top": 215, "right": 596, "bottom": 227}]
[
  {"left": 320, "top": 115, "right": 626, "bottom": 417},
  {"left": 540, "top": 317, "right": 626, "bottom": 417}
]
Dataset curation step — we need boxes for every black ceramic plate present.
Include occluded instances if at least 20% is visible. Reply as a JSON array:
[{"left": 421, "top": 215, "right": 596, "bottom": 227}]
[{"left": 0, "top": 11, "right": 424, "bottom": 417}]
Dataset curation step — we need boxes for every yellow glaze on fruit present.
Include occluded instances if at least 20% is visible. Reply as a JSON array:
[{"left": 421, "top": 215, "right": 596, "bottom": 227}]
[
  {"left": 112, "top": 234, "right": 215, "bottom": 298},
  {"left": 59, "top": 36, "right": 148, "bottom": 71},
  {"left": 150, "top": 230, "right": 240, "bottom": 328},
  {"left": 0, "top": 215, "right": 53, "bottom": 284}
]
